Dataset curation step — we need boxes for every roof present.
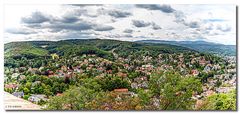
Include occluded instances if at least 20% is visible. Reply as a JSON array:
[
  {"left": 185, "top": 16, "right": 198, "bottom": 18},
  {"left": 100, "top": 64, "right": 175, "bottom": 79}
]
[{"left": 114, "top": 88, "right": 128, "bottom": 92}]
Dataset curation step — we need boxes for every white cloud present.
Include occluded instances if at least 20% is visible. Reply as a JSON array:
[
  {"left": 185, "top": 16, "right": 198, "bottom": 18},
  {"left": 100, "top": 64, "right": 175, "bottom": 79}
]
[{"left": 4, "top": 4, "right": 236, "bottom": 45}]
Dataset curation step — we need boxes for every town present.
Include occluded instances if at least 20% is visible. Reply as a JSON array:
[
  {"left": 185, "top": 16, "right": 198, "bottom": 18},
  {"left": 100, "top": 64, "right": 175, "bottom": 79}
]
[{"left": 4, "top": 39, "right": 236, "bottom": 110}]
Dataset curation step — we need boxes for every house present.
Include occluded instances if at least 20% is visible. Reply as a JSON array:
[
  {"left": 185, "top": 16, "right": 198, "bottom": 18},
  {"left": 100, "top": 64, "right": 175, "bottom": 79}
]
[
  {"left": 199, "top": 59, "right": 206, "bottom": 66},
  {"left": 56, "top": 93, "right": 63, "bottom": 96},
  {"left": 106, "top": 70, "right": 112, "bottom": 74},
  {"left": 216, "top": 87, "right": 234, "bottom": 93},
  {"left": 19, "top": 75, "right": 26, "bottom": 81},
  {"left": 191, "top": 69, "right": 199, "bottom": 76},
  {"left": 28, "top": 94, "right": 48, "bottom": 103},
  {"left": 61, "top": 66, "right": 67, "bottom": 71},
  {"left": 117, "top": 72, "right": 127, "bottom": 78},
  {"left": 114, "top": 88, "right": 136, "bottom": 97},
  {"left": 4, "top": 83, "right": 18, "bottom": 89},
  {"left": 56, "top": 70, "right": 65, "bottom": 77},
  {"left": 114, "top": 88, "right": 128, "bottom": 92},
  {"left": 12, "top": 91, "right": 24, "bottom": 98},
  {"left": 28, "top": 68, "right": 39, "bottom": 74},
  {"left": 139, "top": 81, "right": 148, "bottom": 89},
  {"left": 47, "top": 70, "right": 54, "bottom": 75},
  {"left": 131, "top": 82, "right": 138, "bottom": 89},
  {"left": 73, "top": 67, "right": 81, "bottom": 73},
  {"left": 19, "top": 67, "right": 27, "bottom": 72},
  {"left": 11, "top": 73, "right": 19, "bottom": 80},
  {"left": 205, "top": 90, "right": 215, "bottom": 96},
  {"left": 204, "top": 64, "right": 212, "bottom": 72},
  {"left": 32, "top": 81, "right": 41, "bottom": 86}
]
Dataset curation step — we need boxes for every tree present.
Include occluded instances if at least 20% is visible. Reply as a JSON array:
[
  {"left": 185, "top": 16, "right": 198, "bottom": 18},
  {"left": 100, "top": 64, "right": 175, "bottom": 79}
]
[
  {"left": 23, "top": 87, "right": 30, "bottom": 94},
  {"left": 197, "top": 90, "right": 236, "bottom": 110},
  {"left": 149, "top": 70, "right": 202, "bottom": 110},
  {"left": 136, "top": 89, "right": 153, "bottom": 110},
  {"left": 86, "top": 91, "right": 142, "bottom": 110},
  {"left": 97, "top": 75, "right": 130, "bottom": 91},
  {"left": 46, "top": 86, "right": 98, "bottom": 110}
]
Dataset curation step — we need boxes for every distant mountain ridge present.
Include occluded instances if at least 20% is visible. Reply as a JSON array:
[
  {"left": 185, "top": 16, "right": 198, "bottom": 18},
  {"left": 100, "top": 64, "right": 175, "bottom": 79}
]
[
  {"left": 4, "top": 39, "right": 196, "bottom": 59},
  {"left": 136, "top": 40, "right": 236, "bottom": 56}
]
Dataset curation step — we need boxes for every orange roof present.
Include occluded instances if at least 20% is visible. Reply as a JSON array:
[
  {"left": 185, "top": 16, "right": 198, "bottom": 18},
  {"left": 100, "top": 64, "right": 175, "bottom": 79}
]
[
  {"left": 56, "top": 93, "right": 63, "bottom": 96},
  {"left": 114, "top": 88, "right": 128, "bottom": 92}
]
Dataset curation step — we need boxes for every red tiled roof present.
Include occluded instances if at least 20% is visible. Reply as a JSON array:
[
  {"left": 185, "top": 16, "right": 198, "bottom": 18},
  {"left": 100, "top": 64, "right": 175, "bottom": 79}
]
[{"left": 114, "top": 88, "right": 128, "bottom": 92}]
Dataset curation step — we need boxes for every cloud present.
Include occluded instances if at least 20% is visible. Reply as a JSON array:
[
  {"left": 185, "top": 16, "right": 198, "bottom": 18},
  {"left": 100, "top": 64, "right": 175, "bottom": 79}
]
[
  {"left": 60, "top": 31, "right": 95, "bottom": 40},
  {"left": 45, "top": 21, "right": 94, "bottom": 32},
  {"left": 151, "top": 22, "right": 162, "bottom": 30},
  {"left": 21, "top": 11, "right": 51, "bottom": 24},
  {"left": 123, "top": 29, "right": 133, "bottom": 33},
  {"left": 69, "top": 4, "right": 103, "bottom": 7},
  {"left": 4, "top": 4, "right": 236, "bottom": 45},
  {"left": 108, "top": 10, "right": 132, "bottom": 18},
  {"left": 203, "top": 19, "right": 227, "bottom": 22},
  {"left": 132, "top": 20, "right": 151, "bottom": 27},
  {"left": 173, "top": 11, "right": 201, "bottom": 29},
  {"left": 136, "top": 4, "right": 175, "bottom": 13},
  {"left": 204, "top": 23, "right": 214, "bottom": 30},
  {"left": 5, "top": 28, "right": 37, "bottom": 34},
  {"left": 216, "top": 25, "right": 231, "bottom": 32},
  {"left": 185, "top": 21, "right": 200, "bottom": 28},
  {"left": 59, "top": 15, "right": 79, "bottom": 23},
  {"left": 93, "top": 25, "right": 114, "bottom": 31},
  {"left": 124, "top": 34, "right": 133, "bottom": 37},
  {"left": 173, "top": 11, "right": 186, "bottom": 23}
]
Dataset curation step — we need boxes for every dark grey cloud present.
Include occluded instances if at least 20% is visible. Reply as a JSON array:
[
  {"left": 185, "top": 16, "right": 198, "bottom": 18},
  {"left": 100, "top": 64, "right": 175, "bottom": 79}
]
[
  {"left": 123, "top": 29, "right": 133, "bottom": 33},
  {"left": 20, "top": 10, "right": 113, "bottom": 32},
  {"left": 173, "top": 11, "right": 201, "bottom": 29},
  {"left": 45, "top": 22, "right": 94, "bottom": 32},
  {"left": 185, "top": 21, "right": 200, "bottom": 28},
  {"left": 189, "top": 21, "right": 200, "bottom": 28},
  {"left": 21, "top": 11, "right": 51, "bottom": 24},
  {"left": 93, "top": 25, "right": 114, "bottom": 31},
  {"left": 136, "top": 4, "right": 175, "bottom": 13},
  {"left": 151, "top": 23, "right": 162, "bottom": 30},
  {"left": 108, "top": 10, "right": 132, "bottom": 18},
  {"left": 60, "top": 16, "right": 79, "bottom": 23},
  {"left": 132, "top": 20, "right": 151, "bottom": 27}
]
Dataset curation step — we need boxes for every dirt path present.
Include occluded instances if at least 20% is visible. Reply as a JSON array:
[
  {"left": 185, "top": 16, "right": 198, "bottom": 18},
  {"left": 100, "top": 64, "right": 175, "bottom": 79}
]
[{"left": 4, "top": 92, "right": 42, "bottom": 110}]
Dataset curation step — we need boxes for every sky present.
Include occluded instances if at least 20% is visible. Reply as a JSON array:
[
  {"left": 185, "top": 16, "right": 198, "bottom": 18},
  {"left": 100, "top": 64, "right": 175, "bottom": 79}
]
[{"left": 3, "top": 4, "right": 236, "bottom": 45}]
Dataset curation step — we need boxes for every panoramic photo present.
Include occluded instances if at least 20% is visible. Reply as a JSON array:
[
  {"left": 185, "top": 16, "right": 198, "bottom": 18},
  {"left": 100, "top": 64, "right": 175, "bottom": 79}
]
[{"left": 3, "top": 4, "right": 236, "bottom": 110}]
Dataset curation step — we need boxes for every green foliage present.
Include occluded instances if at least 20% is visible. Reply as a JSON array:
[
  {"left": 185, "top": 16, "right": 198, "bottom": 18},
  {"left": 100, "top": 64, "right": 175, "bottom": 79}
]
[
  {"left": 199, "top": 90, "right": 236, "bottom": 110},
  {"left": 4, "top": 39, "right": 236, "bottom": 110},
  {"left": 46, "top": 86, "right": 99, "bottom": 110},
  {"left": 5, "top": 42, "right": 48, "bottom": 58},
  {"left": 97, "top": 75, "right": 130, "bottom": 91},
  {"left": 149, "top": 71, "right": 202, "bottom": 110},
  {"left": 23, "top": 87, "right": 30, "bottom": 94},
  {"left": 23, "top": 95, "right": 30, "bottom": 100},
  {"left": 136, "top": 89, "right": 153, "bottom": 109},
  {"left": 86, "top": 91, "right": 142, "bottom": 110}
]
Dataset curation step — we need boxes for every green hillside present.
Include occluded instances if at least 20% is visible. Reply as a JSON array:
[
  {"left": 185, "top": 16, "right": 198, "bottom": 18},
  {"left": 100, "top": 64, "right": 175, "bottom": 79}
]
[
  {"left": 4, "top": 42, "right": 49, "bottom": 58},
  {"left": 4, "top": 39, "right": 195, "bottom": 59}
]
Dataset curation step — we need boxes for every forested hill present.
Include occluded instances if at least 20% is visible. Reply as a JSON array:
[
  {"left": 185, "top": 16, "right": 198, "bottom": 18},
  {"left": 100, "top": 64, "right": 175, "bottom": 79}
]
[
  {"left": 136, "top": 40, "right": 236, "bottom": 56},
  {"left": 4, "top": 39, "right": 196, "bottom": 59}
]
